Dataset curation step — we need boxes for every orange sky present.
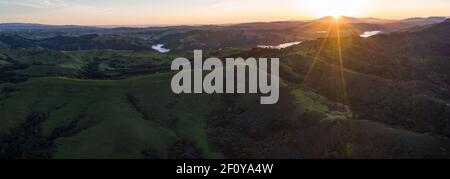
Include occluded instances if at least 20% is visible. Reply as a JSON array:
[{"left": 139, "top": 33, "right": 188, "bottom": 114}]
[{"left": 0, "top": 0, "right": 449, "bottom": 25}]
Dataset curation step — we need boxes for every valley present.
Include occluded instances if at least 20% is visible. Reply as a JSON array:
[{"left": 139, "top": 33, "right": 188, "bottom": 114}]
[{"left": 0, "top": 17, "right": 449, "bottom": 159}]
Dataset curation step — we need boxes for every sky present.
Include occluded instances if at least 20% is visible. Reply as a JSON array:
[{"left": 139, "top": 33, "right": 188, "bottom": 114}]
[{"left": 0, "top": 0, "right": 449, "bottom": 25}]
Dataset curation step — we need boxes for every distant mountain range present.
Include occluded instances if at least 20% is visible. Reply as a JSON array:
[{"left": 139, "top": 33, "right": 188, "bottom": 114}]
[
  {"left": 0, "top": 16, "right": 448, "bottom": 51},
  {"left": 0, "top": 34, "right": 151, "bottom": 50},
  {"left": 0, "top": 23, "right": 91, "bottom": 31},
  {"left": 400, "top": 16, "right": 449, "bottom": 26},
  {"left": 1, "top": 16, "right": 447, "bottom": 31}
]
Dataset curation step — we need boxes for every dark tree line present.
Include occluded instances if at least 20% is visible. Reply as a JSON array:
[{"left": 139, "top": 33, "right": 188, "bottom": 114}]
[
  {"left": 0, "top": 112, "right": 52, "bottom": 159},
  {"left": 0, "top": 112, "right": 85, "bottom": 159},
  {"left": 0, "top": 54, "right": 29, "bottom": 84}
]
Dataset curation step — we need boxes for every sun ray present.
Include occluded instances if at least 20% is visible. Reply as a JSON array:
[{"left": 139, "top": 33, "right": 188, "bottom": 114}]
[
  {"left": 303, "top": 21, "right": 334, "bottom": 83},
  {"left": 335, "top": 19, "right": 351, "bottom": 112},
  {"left": 302, "top": 16, "right": 351, "bottom": 113}
]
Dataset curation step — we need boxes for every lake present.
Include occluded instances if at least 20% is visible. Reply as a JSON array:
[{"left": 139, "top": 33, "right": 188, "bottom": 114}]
[
  {"left": 360, "top": 31, "right": 382, "bottom": 38},
  {"left": 258, "top": 41, "right": 303, "bottom": 49},
  {"left": 152, "top": 44, "right": 171, "bottom": 53}
]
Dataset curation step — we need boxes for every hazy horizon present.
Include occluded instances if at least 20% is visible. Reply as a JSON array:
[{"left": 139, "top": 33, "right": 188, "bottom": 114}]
[
  {"left": 1, "top": 15, "right": 449, "bottom": 27},
  {"left": 0, "top": 0, "right": 450, "bottom": 25}
]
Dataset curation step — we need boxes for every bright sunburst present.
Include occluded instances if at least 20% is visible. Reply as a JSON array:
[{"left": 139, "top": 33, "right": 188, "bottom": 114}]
[
  {"left": 303, "top": 0, "right": 371, "bottom": 17},
  {"left": 332, "top": 15, "right": 341, "bottom": 20}
]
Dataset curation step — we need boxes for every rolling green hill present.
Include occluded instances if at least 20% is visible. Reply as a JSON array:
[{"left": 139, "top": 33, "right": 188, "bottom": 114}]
[
  {"left": 0, "top": 19, "right": 450, "bottom": 159},
  {"left": 0, "top": 74, "right": 224, "bottom": 159},
  {"left": 2, "top": 72, "right": 448, "bottom": 159}
]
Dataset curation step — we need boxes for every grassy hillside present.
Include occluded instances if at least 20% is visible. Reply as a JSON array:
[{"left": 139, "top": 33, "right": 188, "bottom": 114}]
[
  {"left": 0, "top": 73, "right": 225, "bottom": 159},
  {"left": 2, "top": 73, "right": 448, "bottom": 159}
]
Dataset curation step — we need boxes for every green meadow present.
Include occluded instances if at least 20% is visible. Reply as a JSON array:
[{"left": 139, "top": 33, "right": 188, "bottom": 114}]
[{"left": 0, "top": 73, "right": 224, "bottom": 159}]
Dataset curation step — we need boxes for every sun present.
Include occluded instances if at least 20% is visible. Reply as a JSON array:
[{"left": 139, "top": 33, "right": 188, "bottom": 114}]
[{"left": 302, "top": 0, "right": 371, "bottom": 18}]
